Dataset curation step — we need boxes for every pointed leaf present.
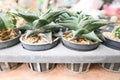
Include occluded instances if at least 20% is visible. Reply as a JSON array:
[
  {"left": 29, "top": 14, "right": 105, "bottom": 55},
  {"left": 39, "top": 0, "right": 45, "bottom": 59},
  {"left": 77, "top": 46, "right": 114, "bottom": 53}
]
[
  {"left": 42, "top": 23, "right": 62, "bottom": 33},
  {"left": 0, "top": 12, "right": 14, "bottom": 30},
  {"left": 72, "top": 29, "right": 86, "bottom": 38},
  {"left": 82, "top": 31, "right": 102, "bottom": 42},
  {"left": 18, "top": 23, "right": 32, "bottom": 30},
  {"left": 38, "top": 32, "right": 52, "bottom": 43},
  {"left": 0, "top": 16, "right": 6, "bottom": 30},
  {"left": 32, "top": 19, "right": 49, "bottom": 29},
  {"left": 95, "top": 30, "right": 105, "bottom": 41},
  {"left": 25, "top": 29, "right": 45, "bottom": 38},
  {"left": 40, "top": 10, "right": 65, "bottom": 23}
]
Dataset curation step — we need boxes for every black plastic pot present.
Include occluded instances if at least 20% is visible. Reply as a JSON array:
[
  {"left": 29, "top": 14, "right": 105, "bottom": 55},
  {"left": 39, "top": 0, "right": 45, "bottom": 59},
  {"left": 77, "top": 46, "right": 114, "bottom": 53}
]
[
  {"left": 28, "top": 63, "right": 56, "bottom": 72},
  {"left": 65, "top": 63, "right": 91, "bottom": 73},
  {"left": 102, "top": 37, "right": 120, "bottom": 50},
  {"left": 100, "top": 63, "right": 120, "bottom": 72},
  {"left": 62, "top": 37, "right": 100, "bottom": 51},
  {"left": 20, "top": 35, "right": 60, "bottom": 51},
  {"left": 0, "top": 62, "right": 22, "bottom": 71},
  {"left": 98, "top": 23, "right": 115, "bottom": 32},
  {"left": 0, "top": 31, "right": 21, "bottom": 49}
]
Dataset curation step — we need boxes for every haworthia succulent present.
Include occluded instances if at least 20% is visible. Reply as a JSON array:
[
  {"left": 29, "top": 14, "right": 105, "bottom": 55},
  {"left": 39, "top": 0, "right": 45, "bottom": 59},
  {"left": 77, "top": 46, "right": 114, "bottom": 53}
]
[{"left": 0, "top": 12, "right": 14, "bottom": 30}]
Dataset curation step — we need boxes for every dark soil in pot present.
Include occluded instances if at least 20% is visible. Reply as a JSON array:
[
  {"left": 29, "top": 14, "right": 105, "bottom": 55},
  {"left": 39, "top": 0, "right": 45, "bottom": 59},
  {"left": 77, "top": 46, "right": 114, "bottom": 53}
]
[
  {"left": 28, "top": 63, "right": 56, "bottom": 73},
  {"left": 100, "top": 63, "right": 120, "bottom": 72},
  {"left": 65, "top": 63, "right": 91, "bottom": 73},
  {"left": 20, "top": 34, "right": 60, "bottom": 51},
  {"left": 0, "top": 62, "right": 22, "bottom": 71},
  {"left": 0, "top": 29, "right": 21, "bottom": 49}
]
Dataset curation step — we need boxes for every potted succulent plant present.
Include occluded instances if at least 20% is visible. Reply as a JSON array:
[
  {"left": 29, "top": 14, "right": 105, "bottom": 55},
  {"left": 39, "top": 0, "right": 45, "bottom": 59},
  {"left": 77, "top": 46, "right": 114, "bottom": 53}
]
[
  {"left": 58, "top": 11, "right": 108, "bottom": 51},
  {"left": 18, "top": 10, "right": 65, "bottom": 51},
  {"left": 15, "top": 10, "right": 65, "bottom": 73},
  {"left": 0, "top": 11, "right": 21, "bottom": 49},
  {"left": 102, "top": 26, "right": 120, "bottom": 50},
  {"left": 0, "top": 11, "right": 22, "bottom": 71},
  {"left": 19, "top": 23, "right": 61, "bottom": 51},
  {"left": 56, "top": 11, "right": 107, "bottom": 73}
]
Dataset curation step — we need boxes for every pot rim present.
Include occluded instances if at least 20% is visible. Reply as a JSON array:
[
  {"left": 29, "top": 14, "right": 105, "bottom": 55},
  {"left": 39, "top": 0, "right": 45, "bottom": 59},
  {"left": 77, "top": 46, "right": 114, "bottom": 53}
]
[
  {"left": 62, "top": 37, "right": 100, "bottom": 46},
  {"left": 0, "top": 30, "right": 21, "bottom": 43},
  {"left": 20, "top": 34, "right": 60, "bottom": 46},
  {"left": 104, "top": 36, "right": 120, "bottom": 43}
]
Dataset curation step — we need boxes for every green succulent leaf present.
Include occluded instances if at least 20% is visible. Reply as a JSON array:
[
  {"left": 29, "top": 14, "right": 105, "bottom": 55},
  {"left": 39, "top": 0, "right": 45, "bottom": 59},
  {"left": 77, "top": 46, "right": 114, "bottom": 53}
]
[
  {"left": 18, "top": 23, "right": 33, "bottom": 30},
  {"left": 40, "top": 9, "right": 51, "bottom": 18},
  {"left": 10, "top": 9, "right": 39, "bottom": 23},
  {"left": 59, "top": 22, "right": 78, "bottom": 30},
  {"left": 38, "top": 32, "right": 52, "bottom": 43},
  {"left": 25, "top": 29, "right": 45, "bottom": 38},
  {"left": 32, "top": 19, "right": 49, "bottom": 29},
  {"left": 65, "top": 10, "right": 82, "bottom": 17},
  {"left": 58, "top": 17, "right": 79, "bottom": 30},
  {"left": 42, "top": 23, "right": 62, "bottom": 33},
  {"left": 82, "top": 31, "right": 102, "bottom": 42},
  {"left": 0, "top": 16, "right": 6, "bottom": 30},
  {"left": 72, "top": 29, "right": 87, "bottom": 38},
  {"left": 113, "top": 26, "right": 120, "bottom": 39},
  {"left": 18, "top": 12, "right": 39, "bottom": 23},
  {"left": 94, "top": 30, "right": 105, "bottom": 41},
  {"left": 58, "top": 12, "right": 71, "bottom": 20},
  {"left": 40, "top": 10, "right": 65, "bottom": 23},
  {"left": 79, "top": 19, "right": 99, "bottom": 28},
  {"left": 0, "top": 12, "right": 14, "bottom": 30}
]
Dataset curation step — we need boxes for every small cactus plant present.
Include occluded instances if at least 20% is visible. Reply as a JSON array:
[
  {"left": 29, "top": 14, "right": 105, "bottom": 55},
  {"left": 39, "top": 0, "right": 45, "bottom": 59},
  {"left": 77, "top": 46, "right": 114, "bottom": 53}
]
[{"left": 114, "top": 26, "right": 120, "bottom": 39}]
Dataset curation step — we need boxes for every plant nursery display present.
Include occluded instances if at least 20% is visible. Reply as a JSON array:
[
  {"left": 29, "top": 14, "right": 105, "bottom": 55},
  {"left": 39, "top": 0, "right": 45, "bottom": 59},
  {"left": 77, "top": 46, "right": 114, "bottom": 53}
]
[
  {"left": 0, "top": 6, "right": 119, "bottom": 74},
  {"left": 0, "top": 11, "right": 21, "bottom": 49},
  {"left": 103, "top": 26, "right": 120, "bottom": 50},
  {"left": 12, "top": 9, "right": 65, "bottom": 51},
  {"left": 58, "top": 11, "right": 108, "bottom": 51}
]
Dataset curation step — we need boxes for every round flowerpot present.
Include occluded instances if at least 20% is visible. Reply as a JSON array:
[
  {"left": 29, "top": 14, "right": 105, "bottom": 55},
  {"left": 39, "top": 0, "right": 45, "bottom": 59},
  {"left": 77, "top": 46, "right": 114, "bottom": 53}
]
[
  {"left": 0, "top": 62, "right": 21, "bottom": 71},
  {"left": 20, "top": 35, "right": 60, "bottom": 51},
  {"left": 62, "top": 37, "right": 100, "bottom": 51},
  {"left": 0, "top": 30, "right": 21, "bottom": 49},
  {"left": 28, "top": 63, "right": 56, "bottom": 73},
  {"left": 65, "top": 63, "right": 91, "bottom": 73},
  {"left": 100, "top": 63, "right": 120, "bottom": 72},
  {"left": 102, "top": 37, "right": 120, "bottom": 50}
]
